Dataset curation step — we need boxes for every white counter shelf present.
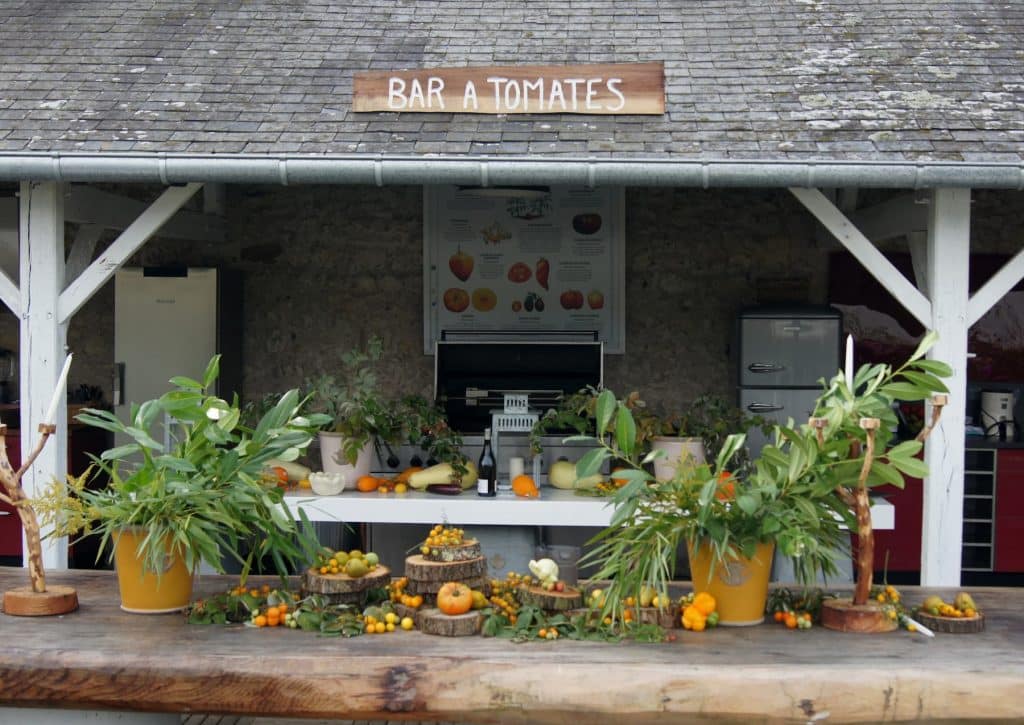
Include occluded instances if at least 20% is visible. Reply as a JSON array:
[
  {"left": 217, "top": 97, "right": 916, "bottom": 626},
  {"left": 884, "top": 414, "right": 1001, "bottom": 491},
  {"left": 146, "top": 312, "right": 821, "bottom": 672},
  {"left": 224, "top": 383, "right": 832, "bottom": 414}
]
[{"left": 284, "top": 488, "right": 895, "bottom": 530}]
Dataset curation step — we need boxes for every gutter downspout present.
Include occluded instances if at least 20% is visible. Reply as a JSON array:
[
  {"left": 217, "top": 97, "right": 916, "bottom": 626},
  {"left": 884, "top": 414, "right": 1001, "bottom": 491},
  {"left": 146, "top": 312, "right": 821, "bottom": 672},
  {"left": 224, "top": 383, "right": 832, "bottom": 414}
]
[{"left": 0, "top": 153, "right": 1022, "bottom": 189}]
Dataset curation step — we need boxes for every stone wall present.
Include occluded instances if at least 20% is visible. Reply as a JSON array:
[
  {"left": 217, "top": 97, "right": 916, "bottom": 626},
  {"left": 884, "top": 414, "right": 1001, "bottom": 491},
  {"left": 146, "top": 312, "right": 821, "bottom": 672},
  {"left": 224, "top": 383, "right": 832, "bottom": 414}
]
[{"left": 0, "top": 186, "right": 1020, "bottom": 421}]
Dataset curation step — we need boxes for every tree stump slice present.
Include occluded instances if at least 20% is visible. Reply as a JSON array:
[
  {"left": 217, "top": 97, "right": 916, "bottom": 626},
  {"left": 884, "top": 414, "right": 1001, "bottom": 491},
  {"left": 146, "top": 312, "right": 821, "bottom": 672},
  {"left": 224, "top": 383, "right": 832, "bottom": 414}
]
[
  {"left": 3, "top": 585, "right": 79, "bottom": 617},
  {"left": 393, "top": 602, "right": 421, "bottom": 621},
  {"left": 517, "top": 585, "right": 583, "bottom": 611},
  {"left": 301, "top": 565, "right": 391, "bottom": 598},
  {"left": 407, "top": 575, "right": 487, "bottom": 596},
  {"left": 821, "top": 598, "right": 898, "bottom": 633},
  {"left": 916, "top": 611, "right": 985, "bottom": 633},
  {"left": 404, "top": 554, "right": 487, "bottom": 582},
  {"left": 637, "top": 607, "right": 678, "bottom": 628},
  {"left": 416, "top": 607, "right": 483, "bottom": 637},
  {"left": 423, "top": 539, "right": 482, "bottom": 562}
]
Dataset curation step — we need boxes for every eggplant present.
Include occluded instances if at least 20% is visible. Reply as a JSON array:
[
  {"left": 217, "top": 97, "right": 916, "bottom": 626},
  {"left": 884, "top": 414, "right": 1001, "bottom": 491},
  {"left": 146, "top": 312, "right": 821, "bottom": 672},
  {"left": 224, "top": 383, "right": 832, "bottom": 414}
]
[{"left": 426, "top": 483, "right": 463, "bottom": 496}]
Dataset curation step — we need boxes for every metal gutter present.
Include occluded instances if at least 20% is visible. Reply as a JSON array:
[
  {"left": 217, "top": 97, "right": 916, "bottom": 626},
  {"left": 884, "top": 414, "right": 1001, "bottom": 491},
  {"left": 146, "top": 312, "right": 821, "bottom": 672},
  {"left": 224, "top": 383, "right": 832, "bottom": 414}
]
[{"left": 0, "top": 153, "right": 1022, "bottom": 189}]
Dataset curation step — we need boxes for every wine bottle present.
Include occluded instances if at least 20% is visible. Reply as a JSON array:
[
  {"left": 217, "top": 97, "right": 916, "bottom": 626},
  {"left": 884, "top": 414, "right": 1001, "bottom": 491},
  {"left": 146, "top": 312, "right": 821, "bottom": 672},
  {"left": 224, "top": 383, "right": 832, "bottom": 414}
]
[{"left": 477, "top": 428, "right": 497, "bottom": 497}]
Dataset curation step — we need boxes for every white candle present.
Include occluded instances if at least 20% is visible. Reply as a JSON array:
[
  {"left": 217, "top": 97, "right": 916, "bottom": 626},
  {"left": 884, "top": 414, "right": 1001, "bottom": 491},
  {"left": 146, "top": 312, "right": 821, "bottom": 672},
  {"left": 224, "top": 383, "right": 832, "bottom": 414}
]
[
  {"left": 844, "top": 335, "right": 854, "bottom": 384},
  {"left": 43, "top": 353, "right": 73, "bottom": 425}
]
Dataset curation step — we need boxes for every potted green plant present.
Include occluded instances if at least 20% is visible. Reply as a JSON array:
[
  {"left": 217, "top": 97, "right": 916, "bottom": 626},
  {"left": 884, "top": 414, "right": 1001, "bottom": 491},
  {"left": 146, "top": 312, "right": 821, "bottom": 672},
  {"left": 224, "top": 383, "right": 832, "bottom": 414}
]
[
  {"left": 576, "top": 334, "right": 949, "bottom": 626},
  {"left": 36, "top": 356, "right": 327, "bottom": 613},
  {"left": 307, "top": 336, "right": 402, "bottom": 478},
  {"left": 397, "top": 394, "right": 469, "bottom": 473}
]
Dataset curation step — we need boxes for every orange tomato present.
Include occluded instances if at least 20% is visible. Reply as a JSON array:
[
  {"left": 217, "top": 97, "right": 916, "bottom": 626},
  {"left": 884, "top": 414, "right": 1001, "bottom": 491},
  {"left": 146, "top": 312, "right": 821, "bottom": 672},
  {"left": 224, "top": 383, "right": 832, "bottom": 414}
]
[
  {"left": 511, "top": 474, "right": 539, "bottom": 498},
  {"left": 271, "top": 466, "right": 289, "bottom": 487},
  {"left": 356, "top": 475, "right": 381, "bottom": 493},
  {"left": 612, "top": 467, "right": 630, "bottom": 487},
  {"left": 437, "top": 582, "right": 473, "bottom": 616},
  {"left": 785, "top": 613, "right": 798, "bottom": 629},
  {"left": 774, "top": 611, "right": 785, "bottom": 623}
]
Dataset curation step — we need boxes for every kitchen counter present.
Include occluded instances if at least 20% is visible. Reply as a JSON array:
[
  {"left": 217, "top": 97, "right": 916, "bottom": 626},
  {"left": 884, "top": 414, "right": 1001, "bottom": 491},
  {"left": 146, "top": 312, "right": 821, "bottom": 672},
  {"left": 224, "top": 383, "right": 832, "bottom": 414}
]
[
  {"left": 0, "top": 568, "right": 1020, "bottom": 723},
  {"left": 284, "top": 487, "right": 896, "bottom": 529}
]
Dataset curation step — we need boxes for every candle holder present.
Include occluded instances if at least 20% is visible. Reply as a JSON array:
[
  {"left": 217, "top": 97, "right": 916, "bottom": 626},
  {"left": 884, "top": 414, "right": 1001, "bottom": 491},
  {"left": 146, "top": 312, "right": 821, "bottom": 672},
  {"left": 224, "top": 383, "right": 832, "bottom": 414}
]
[{"left": 1, "top": 423, "right": 78, "bottom": 616}]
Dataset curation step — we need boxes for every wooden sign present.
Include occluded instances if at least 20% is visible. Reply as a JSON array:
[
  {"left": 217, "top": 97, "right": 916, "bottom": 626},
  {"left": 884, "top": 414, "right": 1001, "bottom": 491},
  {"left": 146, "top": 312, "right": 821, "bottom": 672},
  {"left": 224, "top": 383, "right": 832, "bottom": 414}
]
[{"left": 353, "top": 62, "right": 664, "bottom": 115}]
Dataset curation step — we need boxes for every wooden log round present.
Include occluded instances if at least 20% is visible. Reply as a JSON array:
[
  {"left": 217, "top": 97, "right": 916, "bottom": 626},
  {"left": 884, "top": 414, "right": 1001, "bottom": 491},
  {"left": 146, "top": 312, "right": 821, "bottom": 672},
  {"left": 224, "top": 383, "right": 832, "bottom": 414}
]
[
  {"left": 517, "top": 585, "right": 583, "bottom": 611},
  {"left": 392, "top": 602, "right": 421, "bottom": 622},
  {"left": 821, "top": 598, "right": 898, "bottom": 633},
  {"left": 916, "top": 611, "right": 985, "bottom": 633},
  {"left": 637, "top": 606, "right": 678, "bottom": 629},
  {"left": 423, "top": 539, "right": 482, "bottom": 562},
  {"left": 3, "top": 585, "right": 79, "bottom": 617},
  {"left": 301, "top": 565, "right": 391, "bottom": 597},
  {"left": 407, "top": 575, "right": 487, "bottom": 596},
  {"left": 415, "top": 607, "right": 483, "bottom": 637},
  {"left": 404, "top": 554, "right": 487, "bottom": 582}
]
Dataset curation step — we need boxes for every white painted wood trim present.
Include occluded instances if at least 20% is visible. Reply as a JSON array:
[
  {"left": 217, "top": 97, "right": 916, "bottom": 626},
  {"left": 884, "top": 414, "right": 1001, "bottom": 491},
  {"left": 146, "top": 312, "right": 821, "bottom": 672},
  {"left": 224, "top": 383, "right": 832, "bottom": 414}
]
[
  {"left": 283, "top": 488, "right": 895, "bottom": 529},
  {"left": 920, "top": 187, "right": 971, "bottom": 587},
  {"left": 967, "top": 245, "right": 1024, "bottom": 326},
  {"left": 64, "top": 223, "right": 103, "bottom": 288},
  {"left": 0, "top": 265, "right": 19, "bottom": 317},
  {"left": 18, "top": 181, "right": 68, "bottom": 570},
  {"left": 57, "top": 183, "right": 203, "bottom": 324},
  {"left": 848, "top": 193, "right": 927, "bottom": 242},
  {"left": 789, "top": 187, "right": 932, "bottom": 326},
  {"left": 65, "top": 184, "right": 223, "bottom": 242},
  {"left": 907, "top": 231, "right": 929, "bottom": 299}
]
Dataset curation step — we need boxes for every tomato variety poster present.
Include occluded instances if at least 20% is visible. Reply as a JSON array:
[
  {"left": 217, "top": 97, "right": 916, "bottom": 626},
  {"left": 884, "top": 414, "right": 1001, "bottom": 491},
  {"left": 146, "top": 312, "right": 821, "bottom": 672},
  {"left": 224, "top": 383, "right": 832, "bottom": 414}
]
[{"left": 424, "top": 186, "right": 624, "bottom": 353}]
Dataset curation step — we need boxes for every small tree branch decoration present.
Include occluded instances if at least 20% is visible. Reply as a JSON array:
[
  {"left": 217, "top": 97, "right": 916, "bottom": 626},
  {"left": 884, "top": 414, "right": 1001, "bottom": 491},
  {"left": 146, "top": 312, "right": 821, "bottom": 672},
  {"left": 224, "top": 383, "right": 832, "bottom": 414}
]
[{"left": 1, "top": 355, "right": 79, "bottom": 617}]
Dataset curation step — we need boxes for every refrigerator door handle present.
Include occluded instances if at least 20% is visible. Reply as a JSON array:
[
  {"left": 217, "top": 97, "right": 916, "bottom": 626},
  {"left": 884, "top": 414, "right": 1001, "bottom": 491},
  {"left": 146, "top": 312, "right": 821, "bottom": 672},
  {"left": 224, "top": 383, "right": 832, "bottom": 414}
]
[
  {"left": 747, "top": 362, "right": 786, "bottom": 374},
  {"left": 747, "top": 402, "right": 785, "bottom": 413}
]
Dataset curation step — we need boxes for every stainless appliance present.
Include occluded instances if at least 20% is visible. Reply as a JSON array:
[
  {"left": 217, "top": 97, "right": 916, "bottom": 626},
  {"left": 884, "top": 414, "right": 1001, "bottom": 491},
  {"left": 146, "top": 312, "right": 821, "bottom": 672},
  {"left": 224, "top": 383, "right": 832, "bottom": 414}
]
[
  {"left": 367, "top": 335, "right": 604, "bottom": 577},
  {"left": 737, "top": 306, "right": 845, "bottom": 582},
  {"left": 737, "top": 306, "right": 842, "bottom": 458}
]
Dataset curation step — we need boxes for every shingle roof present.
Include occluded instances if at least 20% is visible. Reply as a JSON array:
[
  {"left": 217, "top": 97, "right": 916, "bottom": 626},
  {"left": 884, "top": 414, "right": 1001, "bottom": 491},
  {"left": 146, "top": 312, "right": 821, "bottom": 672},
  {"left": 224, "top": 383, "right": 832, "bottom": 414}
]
[{"left": 0, "top": 0, "right": 1022, "bottom": 162}]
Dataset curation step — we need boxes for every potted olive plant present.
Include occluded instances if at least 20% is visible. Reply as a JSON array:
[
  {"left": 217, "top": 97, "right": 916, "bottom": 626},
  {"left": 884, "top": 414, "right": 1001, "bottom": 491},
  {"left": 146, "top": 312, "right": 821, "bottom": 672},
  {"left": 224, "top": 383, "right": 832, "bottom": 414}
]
[
  {"left": 37, "top": 356, "right": 327, "bottom": 613},
  {"left": 307, "top": 336, "right": 402, "bottom": 478},
  {"left": 576, "top": 333, "right": 949, "bottom": 627}
]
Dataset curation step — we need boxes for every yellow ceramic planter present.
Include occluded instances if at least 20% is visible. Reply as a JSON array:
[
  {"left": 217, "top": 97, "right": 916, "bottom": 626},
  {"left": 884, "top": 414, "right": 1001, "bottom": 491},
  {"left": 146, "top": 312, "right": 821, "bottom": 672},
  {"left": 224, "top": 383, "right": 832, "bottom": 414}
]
[
  {"left": 688, "top": 540, "right": 774, "bottom": 626},
  {"left": 113, "top": 528, "right": 194, "bottom": 614}
]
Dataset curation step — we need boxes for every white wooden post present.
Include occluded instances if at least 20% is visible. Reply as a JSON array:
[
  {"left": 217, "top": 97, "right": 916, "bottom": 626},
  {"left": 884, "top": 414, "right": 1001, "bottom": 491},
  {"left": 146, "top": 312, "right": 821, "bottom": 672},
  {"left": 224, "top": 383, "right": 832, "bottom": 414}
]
[
  {"left": 18, "top": 181, "right": 68, "bottom": 570},
  {"left": 920, "top": 188, "right": 971, "bottom": 587}
]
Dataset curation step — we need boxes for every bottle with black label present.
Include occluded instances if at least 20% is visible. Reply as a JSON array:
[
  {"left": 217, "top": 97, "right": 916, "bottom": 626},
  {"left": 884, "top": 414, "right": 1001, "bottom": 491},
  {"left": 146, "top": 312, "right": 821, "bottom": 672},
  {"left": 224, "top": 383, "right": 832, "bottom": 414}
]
[{"left": 477, "top": 428, "right": 497, "bottom": 497}]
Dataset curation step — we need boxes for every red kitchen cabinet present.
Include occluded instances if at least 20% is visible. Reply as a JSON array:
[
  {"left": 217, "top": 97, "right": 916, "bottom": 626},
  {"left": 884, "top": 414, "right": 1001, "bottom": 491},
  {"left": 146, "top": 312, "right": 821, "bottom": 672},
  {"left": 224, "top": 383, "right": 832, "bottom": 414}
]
[
  {"left": 995, "top": 449, "right": 1024, "bottom": 573},
  {"left": 871, "top": 475, "right": 923, "bottom": 574},
  {"left": 0, "top": 435, "right": 22, "bottom": 559}
]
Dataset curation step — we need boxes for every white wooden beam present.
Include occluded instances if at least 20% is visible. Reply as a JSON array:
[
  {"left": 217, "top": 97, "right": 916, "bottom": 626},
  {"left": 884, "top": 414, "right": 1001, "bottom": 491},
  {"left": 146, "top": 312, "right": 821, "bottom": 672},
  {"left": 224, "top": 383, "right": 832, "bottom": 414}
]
[
  {"left": 849, "top": 193, "right": 927, "bottom": 242},
  {"left": 65, "top": 184, "right": 223, "bottom": 243},
  {"left": 18, "top": 181, "right": 68, "bottom": 570},
  {"left": 789, "top": 187, "right": 932, "bottom": 326},
  {"left": 58, "top": 183, "right": 203, "bottom": 324},
  {"left": 967, "top": 245, "right": 1024, "bottom": 326},
  {"left": 64, "top": 223, "right": 103, "bottom": 288},
  {"left": 907, "top": 231, "right": 929, "bottom": 299},
  {"left": 920, "top": 187, "right": 971, "bottom": 587},
  {"left": 0, "top": 264, "right": 19, "bottom": 317}
]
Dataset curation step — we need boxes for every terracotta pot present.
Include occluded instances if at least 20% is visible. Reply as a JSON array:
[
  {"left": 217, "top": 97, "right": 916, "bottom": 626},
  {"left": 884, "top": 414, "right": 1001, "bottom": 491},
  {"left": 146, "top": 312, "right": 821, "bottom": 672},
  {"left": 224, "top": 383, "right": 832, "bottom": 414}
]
[
  {"left": 651, "top": 436, "right": 706, "bottom": 480},
  {"left": 318, "top": 432, "right": 372, "bottom": 481},
  {"left": 113, "top": 528, "right": 194, "bottom": 614},
  {"left": 687, "top": 540, "right": 774, "bottom": 626}
]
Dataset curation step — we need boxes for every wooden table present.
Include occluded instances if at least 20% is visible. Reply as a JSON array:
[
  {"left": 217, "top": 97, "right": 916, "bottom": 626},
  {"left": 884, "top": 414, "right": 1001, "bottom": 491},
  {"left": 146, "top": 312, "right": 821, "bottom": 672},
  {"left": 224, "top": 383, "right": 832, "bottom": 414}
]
[{"left": 0, "top": 568, "right": 1022, "bottom": 723}]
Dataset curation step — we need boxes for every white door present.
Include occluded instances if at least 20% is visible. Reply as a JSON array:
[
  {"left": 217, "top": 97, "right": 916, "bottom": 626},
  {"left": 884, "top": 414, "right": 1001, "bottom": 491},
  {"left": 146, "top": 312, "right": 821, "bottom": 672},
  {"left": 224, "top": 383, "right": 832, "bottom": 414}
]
[{"left": 114, "top": 268, "right": 218, "bottom": 435}]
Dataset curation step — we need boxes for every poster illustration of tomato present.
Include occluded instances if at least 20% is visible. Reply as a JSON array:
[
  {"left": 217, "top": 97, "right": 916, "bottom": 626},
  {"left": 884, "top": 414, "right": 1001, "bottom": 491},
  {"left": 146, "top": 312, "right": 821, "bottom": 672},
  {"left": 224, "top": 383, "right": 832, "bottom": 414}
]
[{"left": 425, "top": 186, "right": 625, "bottom": 353}]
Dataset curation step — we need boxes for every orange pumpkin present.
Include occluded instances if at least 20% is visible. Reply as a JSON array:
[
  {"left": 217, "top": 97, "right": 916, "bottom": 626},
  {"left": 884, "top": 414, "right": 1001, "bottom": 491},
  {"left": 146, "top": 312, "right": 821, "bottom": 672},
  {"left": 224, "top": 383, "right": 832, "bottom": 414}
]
[
  {"left": 437, "top": 582, "right": 473, "bottom": 616},
  {"left": 511, "top": 474, "right": 539, "bottom": 498}
]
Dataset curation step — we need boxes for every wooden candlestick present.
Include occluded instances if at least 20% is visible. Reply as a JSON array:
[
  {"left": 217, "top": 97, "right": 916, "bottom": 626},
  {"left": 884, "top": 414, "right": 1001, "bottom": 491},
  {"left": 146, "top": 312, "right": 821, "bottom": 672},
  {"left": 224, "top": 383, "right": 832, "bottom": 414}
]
[{"left": 0, "top": 423, "right": 78, "bottom": 616}]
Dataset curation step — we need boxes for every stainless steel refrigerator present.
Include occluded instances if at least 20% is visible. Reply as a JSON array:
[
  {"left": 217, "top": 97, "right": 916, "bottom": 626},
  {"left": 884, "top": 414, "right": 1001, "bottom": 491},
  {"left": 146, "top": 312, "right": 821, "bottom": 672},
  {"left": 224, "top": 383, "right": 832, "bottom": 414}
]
[
  {"left": 737, "top": 306, "right": 842, "bottom": 458},
  {"left": 737, "top": 306, "right": 845, "bottom": 582}
]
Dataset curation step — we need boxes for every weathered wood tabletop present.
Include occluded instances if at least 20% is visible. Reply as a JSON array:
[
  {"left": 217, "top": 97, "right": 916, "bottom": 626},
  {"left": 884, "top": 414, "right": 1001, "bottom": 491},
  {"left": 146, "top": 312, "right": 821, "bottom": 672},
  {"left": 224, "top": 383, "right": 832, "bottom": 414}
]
[{"left": 0, "top": 568, "right": 1022, "bottom": 724}]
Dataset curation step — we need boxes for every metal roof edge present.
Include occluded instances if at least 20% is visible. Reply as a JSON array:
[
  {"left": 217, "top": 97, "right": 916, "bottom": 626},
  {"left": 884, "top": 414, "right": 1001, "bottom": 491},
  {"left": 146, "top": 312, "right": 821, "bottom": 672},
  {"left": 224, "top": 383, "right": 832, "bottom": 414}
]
[{"left": 0, "top": 153, "right": 1022, "bottom": 189}]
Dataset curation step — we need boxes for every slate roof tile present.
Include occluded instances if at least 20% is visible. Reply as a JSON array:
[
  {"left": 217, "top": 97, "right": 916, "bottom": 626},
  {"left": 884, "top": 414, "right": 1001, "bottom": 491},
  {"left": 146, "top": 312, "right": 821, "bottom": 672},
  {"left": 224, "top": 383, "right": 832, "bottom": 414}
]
[{"left": 0, "top": 0, "right": 1020, "bottom": 162}]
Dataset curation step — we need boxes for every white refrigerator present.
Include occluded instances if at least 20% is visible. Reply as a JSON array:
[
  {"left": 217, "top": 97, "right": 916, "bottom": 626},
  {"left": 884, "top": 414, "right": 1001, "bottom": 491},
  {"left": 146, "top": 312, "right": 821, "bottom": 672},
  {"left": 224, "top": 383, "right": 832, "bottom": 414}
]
[{"left": 114, "top": 267, "right": 242, "bottom": 433}]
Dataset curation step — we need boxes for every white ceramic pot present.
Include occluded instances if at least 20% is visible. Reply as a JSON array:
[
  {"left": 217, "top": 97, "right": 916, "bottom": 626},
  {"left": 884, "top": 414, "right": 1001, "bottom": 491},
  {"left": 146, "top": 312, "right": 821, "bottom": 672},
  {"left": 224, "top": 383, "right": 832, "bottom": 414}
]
[
  {"left": 650, "top": 436, "right": 706, "bottom": 480},
  {"left": 318, "top": 432, "right": 373, "bottom": 480}
]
